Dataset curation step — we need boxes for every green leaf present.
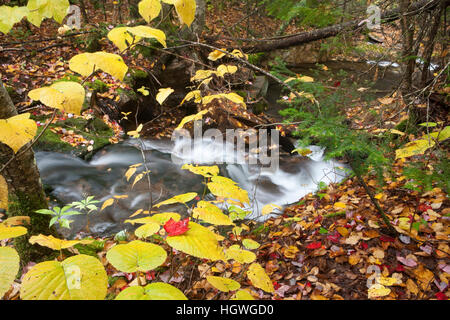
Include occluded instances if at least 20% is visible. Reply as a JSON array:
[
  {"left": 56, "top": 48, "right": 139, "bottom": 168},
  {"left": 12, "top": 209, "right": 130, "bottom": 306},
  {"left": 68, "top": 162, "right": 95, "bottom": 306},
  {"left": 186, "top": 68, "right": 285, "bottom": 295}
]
[{"left": 106, "top": 240, "right": 167, "bottom": 273}]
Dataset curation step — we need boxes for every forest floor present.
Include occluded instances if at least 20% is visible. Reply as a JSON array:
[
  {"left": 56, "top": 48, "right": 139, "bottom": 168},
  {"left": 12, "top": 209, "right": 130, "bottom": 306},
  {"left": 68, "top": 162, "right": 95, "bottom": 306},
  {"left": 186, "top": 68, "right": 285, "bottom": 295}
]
[{"left": 0, "top": 1, "right": 448, "bottom": 300}]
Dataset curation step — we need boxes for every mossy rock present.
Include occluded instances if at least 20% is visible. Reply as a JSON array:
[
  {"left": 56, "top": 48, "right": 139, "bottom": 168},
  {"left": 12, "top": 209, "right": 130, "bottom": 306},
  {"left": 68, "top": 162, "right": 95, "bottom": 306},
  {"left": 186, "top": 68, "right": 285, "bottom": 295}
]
[{"left": 31, "top": 115, "right": 114, "bottom": 157}]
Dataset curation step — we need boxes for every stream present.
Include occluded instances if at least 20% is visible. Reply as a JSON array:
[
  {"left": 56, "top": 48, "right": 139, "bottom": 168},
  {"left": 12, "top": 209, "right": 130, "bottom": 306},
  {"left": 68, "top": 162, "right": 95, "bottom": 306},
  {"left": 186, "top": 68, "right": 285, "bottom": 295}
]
[{"left": 35, "top": 60, "right": 403, "bottom": 238}]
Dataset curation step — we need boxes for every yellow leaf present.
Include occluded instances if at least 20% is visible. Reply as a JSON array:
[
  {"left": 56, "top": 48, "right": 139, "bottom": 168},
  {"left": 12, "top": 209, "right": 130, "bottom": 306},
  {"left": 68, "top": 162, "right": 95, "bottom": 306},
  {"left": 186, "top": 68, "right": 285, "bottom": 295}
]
[
  {"left": 207, "top": 176, "right": 249, "bottom": 205},
  {"left": 2, "top": 216, "right": 30, "bottom": 227},
  {"left": 230, "top": 49, "right": 247, "bottom": 59},
  {"left": 132, "top": 173, "right": 144, "bottom": 187},
  {"left": 166, "top": 222, "right": 225, "bottom": 261},
  {"left": 242, "top": 239, "right": 260, "bottom": 250},
  {"left": 0, "top": 6, "right": 28, "bottom": 34},
  {"left": 126, "top": 26, "right": 167, "bottom": 48},
  {"left": 21, "top": 254, "right": 107, "bottom": 300},
  {"left": 377, "top": 276, "right": 399, "bottom": 286},
  {"left": 425, "top": 126, "right": 450, "bottom": 142},
  {"left": 336, "top": 226, "right": 349, "bottom": 237},
  {"left": 231, "top": 289, "right": 255, "bottom": 300},
  {"left": 127, "top": 124, "right": 144, "bottom": 139},
  {"left": 208, "top": 49, "right": 227, "bottom": 61},
  {"left": 134, "top": 221, "right": 160, "bottom": 239},
  {"left": 150, "top": 212, "right": 181, "bottom": 225},
  {"left": 0, "top": 224, "right": 27, "bottom": 240},
  {"left": 395, "top": 139, "right": 435, "bottom": 159},
  {"left": 216, "top": 65, "right": 237, "bottom": 77},
  {"left": 173, "top": 0, "right": 196, "bottom": 27},
  {"left": 101, "top": 198, "right": 115, "bottom": 211},
  {"left": 0, "top": 247, "right": 19, "bottom": 298},
  {"left": 138, "top": 0, "right": 162, "bottom": 23},
  {"left": 0, "top": 113, "right": 37, "bottom": 153},
  {"left": 129, "top": 209, "right": 144, "bottom": 218},
  {"left": 334, "top": 202, "right": 346, "bottom": 209},
  {"left": 156, "top": 87, "right": 174, "bottom": 105},
  {"left": 154, "top": 192, "right": 197, "bottom": 208},
  {"left": 207, "top": 276, "right": 240, "bottom": 292},
  {"left": 247, "top": 262, "right": 274, "bottom": 293},
  {"left": 107, "top": 27, "right": 141, "bottom": 52},
  {"left": 191, "top": 69, "right": 216, "bottom": 82},
  {"left": 398, "top": 217, "right": 411, "bottom": 231},
  {"left": 51, "top": 82, "right": 85, "bottom": 115},
  {"left": 261, "top": 203, "right": 282, "bottom": 216},
  {"left": 69, "top": 52, "right": 128, "bottom": 81},
  {"left": 116, "top": 282, "right": 187, "bottom": 300},
  {"left": 106, "top": 240, "right": 167, "bottom": 273},
  {"left": 181, "top": 164, "right": 219, "bottom": 177},
  {"left": 202, "top": 93, "right": 246, "bottom": 108},
  {"left": 26, "top": 0, "right": 69, "bottom": 27},
  {"left": 0, "top": 175, "right": 7, "bottom": 211},
  {"left": 368, "top": 283, "right": 391, "bottom": 299},
  {"left": 176, "top": 109, "right": 209, "bottom": 130},
  {"left": 226, "top": 245, "right": 256, "bottom": 264},
  {"left": 137, "top": 86, "right": 149, "bottom": 96},
  {"left": 297, "top": 75, "right": 314, "bottom": 82},
  {"left": 180, "top": 90, "right": 202, "bottom": 105},
  {"left": 29, "top": 234, "right": 93, "bottom": 251},
  {"left": 125, "top": 167, "right": 137, "bottom": 182},
  {"left": 193, "top": 201, "right": 233, "bottom": 226}
]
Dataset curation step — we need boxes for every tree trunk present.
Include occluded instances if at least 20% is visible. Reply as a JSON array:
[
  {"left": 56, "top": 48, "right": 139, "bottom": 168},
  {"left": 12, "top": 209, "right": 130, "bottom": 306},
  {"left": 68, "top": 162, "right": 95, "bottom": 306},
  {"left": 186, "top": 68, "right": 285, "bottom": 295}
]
[
  {"left": 421, "top": 1, "right": 445, "bottom": 86},
  {"left": 0, "top": 81, "right": 54, "bottom": 265},
  {"left": 400, "top": 0, "right": 415, "bottom": 92}
]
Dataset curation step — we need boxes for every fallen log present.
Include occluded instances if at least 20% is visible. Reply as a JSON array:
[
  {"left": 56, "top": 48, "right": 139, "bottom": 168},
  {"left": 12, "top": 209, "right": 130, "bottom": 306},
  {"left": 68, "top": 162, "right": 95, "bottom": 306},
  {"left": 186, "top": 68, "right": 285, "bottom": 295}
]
[{"left": 239, "top": 0, "right": 447, "bottom": 53}]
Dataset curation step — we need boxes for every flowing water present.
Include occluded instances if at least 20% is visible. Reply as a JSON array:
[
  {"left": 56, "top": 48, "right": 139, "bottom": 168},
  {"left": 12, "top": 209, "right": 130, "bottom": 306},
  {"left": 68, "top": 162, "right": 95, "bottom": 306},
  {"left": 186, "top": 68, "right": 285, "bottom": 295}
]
[
  {"left": 35, "top": 60, "right": 405, "bottom": 238},
  {"left": 36, "top": 139, "right": 347, "bottom": 238}
]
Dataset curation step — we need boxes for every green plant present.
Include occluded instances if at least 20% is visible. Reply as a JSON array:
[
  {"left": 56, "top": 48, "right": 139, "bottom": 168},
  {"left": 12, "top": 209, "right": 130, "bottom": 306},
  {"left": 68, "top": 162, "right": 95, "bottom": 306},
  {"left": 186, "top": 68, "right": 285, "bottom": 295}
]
[{"left": 35, "top": 205, "right": 82, "bottom": 229}]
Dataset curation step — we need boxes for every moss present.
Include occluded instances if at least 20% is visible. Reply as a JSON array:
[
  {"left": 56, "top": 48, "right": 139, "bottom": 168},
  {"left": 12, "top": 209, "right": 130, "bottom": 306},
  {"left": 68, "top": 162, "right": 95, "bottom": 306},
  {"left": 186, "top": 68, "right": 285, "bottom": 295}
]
[
  {"left": 32, "top": 115, "right": 114, "bottom": 156},
  {"left": 85, "top": 79, "right": 109, "bottom": 93},
  {"left": 8, "top": 193, "right": 59, "bottom": 267}
]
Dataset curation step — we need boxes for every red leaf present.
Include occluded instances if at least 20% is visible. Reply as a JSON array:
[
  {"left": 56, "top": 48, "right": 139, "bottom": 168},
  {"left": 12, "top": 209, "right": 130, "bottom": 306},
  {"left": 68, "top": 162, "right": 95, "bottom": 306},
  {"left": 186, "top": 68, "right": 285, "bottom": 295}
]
[
  {"left": 164, "top": 218, "right": 190, "bottom": 236},
  {"left": 418, "top": 204, "right": 432, "bottom": 212},
  {"left": 333, "top": 81, "right": 341, "bottom": 87},
  {"left": 360, "top": 241, "right": 368, "bottom": 250},
  {"left": 307, "top": 241, "right": 322, "bottom": 249},
  {"left": 273, "top": 281, "right": 281, "bottom": 290},
  {"left": 380, "top": 235, "right": 395, "bottom": 242},
  {"left": 327, "top": 231, "right": 341, "bottom": 243},
  {"left": 394, "top": 264, "right": 405, "bottom": 272},
  {"left": 436, "top": 292, "right": 448, "bottom": 300}
]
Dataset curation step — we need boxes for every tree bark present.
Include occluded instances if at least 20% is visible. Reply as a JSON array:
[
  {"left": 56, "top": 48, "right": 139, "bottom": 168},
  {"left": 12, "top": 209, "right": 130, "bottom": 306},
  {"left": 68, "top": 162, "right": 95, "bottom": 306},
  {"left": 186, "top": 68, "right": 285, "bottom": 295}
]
[
  {"left": 238, "top": 0, "right": 446, "bottom": 53},
  {"left": 0, "top": 81, "right": 54, "bottom": 265},
  {"left": 400, "top": 0, "right": 415, "bottom": 92},
  {"left": 421, "top": 1, "right": 445, "bottom": 86}
]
